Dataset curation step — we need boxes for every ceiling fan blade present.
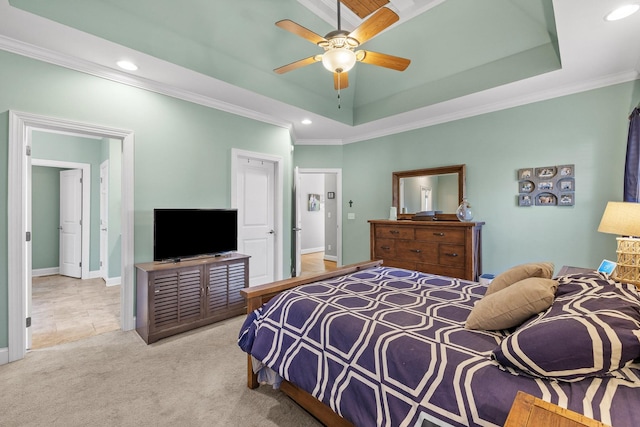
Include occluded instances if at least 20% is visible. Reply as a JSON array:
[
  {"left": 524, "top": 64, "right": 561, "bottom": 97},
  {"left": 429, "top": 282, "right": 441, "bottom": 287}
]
[
  {"left": 334, "top": 72, "right": 349, "bottom": 90},
  {"left": 276, "top": 19, "right": 327, "bottom": 45},
  {"left": 348, "top": 7, "right": 399, "bottom": 45},
  {"left": 274, "top": 56, "right": 321, "bottom": 74},
  {"left": 357, "top": 50, "right": 410, "bottom": 71}
]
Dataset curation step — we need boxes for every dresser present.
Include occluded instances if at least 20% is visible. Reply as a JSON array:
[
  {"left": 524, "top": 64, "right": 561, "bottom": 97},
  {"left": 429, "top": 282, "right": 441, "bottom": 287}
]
[{"left": 369, "top": 220, "right": 484, "bottom": 281}]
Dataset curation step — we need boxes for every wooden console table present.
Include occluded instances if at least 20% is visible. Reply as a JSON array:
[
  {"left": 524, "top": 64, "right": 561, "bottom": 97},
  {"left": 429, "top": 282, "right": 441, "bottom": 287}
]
[{"left": 136, "top": 253, "right": 249, "bottom": 344}]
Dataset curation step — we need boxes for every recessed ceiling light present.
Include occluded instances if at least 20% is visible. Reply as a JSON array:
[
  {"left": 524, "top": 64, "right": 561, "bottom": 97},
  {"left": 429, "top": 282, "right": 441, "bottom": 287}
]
[
  {"left": 605, "top": 4, "right": 640, "bottom": 21},
  {"left": 117, "top": 60, "right": 138, "bottom": 71},
  {"left": 301, "top": 119, "right": 312, "bottom": 125}
]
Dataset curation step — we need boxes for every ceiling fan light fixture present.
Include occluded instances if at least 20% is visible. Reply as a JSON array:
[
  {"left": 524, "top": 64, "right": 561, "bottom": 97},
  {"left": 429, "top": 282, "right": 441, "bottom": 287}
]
[{"left": 322, "top": 48, "right": 356, "bottom": 73}]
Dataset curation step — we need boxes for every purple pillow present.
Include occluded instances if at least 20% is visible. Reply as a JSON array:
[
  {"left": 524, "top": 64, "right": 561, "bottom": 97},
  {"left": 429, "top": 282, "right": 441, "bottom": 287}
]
[{"left": 493, "top": 277, "right": 640, "bottom": 382}]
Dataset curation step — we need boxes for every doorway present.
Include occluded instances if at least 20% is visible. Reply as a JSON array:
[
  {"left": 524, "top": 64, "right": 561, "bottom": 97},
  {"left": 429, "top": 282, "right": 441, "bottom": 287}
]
[
  {"left": 293, "top": 168, "right": 342, "bottom": 277},
  {"left": 7, "top": 111, "right": 135, "bottom": 363}
]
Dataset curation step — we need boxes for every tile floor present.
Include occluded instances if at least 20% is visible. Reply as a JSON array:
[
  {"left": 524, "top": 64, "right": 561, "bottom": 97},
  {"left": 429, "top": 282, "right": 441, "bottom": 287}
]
[{"left": 31, "top": 275, "right": 120, "bottom": 349}]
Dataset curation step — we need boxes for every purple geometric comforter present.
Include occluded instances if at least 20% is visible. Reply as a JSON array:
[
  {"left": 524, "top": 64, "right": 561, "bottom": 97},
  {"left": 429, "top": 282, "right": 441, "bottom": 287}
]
[{"left": 239, "top": 267, "right": 640, "bottom": 427}]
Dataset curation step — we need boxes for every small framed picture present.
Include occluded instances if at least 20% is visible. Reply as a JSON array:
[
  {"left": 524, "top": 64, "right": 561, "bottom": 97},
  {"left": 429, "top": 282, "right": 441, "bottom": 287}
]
[
  {"left": 559, "top": 178, "right": 574, "bottom": 191},
  {"left": 558, "top": 164, "right": 574, "bottom": 177},
  {"left": 598, "top": 259, "right": 617, "bottom": 275},
  {"left": 558, "top": 193, "right": 574, "bottom": 206},
  {"left": 535, "top": 166, "right": 557, "bottom": 179},
  {"left": 538, "top": 181, "right": 553, "bottom": 190},
  {"left": 519, "top": 180, "right": 534, "bottom": 193},
  {"left": 518, "top": 168, "right": 533, "bottom": 180},
  {"left": 327, "top": 191, "right": 335, "bottom": 199},
  {"left": 308, "top": 194, "right": 320, "bottom": 211},
  {"left": 518, "top": 194, "right": 532, "bottom": 206},
  {"left": 536, "top": 193, "right": 556, "bottom": 205}
]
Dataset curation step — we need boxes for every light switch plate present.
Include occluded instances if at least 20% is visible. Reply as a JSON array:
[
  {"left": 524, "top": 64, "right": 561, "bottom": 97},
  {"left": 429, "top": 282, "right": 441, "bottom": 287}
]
[{"left": 348, "top": 213, "right": 355, "bottom": 219}]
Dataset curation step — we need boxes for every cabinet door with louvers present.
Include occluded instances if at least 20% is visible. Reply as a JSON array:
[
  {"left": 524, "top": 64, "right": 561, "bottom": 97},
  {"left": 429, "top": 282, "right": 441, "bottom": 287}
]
[
  {"left": 206, "top": 259, "right": 247, "bottom": 316},
  {"left": 149, "top": 267, "right": 203, "bottom": 333}
]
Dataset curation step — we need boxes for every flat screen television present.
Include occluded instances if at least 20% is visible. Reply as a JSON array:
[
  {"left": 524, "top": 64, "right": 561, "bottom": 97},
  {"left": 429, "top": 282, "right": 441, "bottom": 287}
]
[{"left": 153, "top": 208, "right": 238, "bottom": 262}]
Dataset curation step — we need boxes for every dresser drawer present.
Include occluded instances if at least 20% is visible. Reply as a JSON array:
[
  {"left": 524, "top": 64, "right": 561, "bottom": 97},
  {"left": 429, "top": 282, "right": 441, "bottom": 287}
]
[
  {"left": 381, "top": 259, "right": 417, "bottom": 271},
  {"left": 375, "top": 225, "right": 415, "bottom": 240},
  {"left": 374, "top": 238, "right": 396, "bottom": 258},
  {"left": 396, "top": 240, "right": 438, "bottom": 262},
  {"left": 416, "top": 263, "right": 465, "bottom": 279},
  {"left": 438, "top": 244, "right": 465, "bottom": 267},
  {"left": 415, "top": 227, "right": 465, "bottom": 244}
]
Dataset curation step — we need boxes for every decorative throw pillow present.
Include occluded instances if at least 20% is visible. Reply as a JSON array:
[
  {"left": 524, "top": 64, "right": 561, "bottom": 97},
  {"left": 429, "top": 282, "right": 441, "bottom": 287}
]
[
  {"left": 492, "top": 279, "right": 640, "bottom": 382},
  {"left": 485, "top": 262, "right": 554, "bottom": 295},
  {"left": 465, "top": 277, "right": 558, "bottom": 330}
]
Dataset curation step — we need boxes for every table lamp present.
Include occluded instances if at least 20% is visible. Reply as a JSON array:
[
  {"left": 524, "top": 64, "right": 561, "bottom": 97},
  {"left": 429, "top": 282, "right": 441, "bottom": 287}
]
[{"left": 597, "top": 201, "right": 640, "bottom": 286}]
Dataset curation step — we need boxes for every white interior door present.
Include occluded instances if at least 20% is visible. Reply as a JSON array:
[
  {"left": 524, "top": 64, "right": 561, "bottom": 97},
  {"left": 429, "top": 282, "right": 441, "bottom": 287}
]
[
  {"left": 59, "top": 169, "right": 82, "bottom": 278},
  {"left": 100, "top": 161, "right": 109, "bottom": 281},
  {"left": 237, "top": 157, "right": 275, "bottom": 286}
]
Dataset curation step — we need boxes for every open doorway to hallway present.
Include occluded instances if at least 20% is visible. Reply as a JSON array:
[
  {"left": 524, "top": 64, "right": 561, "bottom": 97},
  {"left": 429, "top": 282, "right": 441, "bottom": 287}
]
[{"left": 29, "top": 131, "right": 122, "bottom": 350}]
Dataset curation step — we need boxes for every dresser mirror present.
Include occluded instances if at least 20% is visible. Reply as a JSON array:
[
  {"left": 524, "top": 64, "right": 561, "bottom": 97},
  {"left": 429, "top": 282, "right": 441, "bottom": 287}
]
[{"left": 392, "top": 164, "right": 466, "bottom": 220}]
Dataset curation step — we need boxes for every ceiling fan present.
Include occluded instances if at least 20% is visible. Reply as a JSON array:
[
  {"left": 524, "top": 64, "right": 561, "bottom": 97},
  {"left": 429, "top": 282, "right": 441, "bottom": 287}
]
[{"left": 274, "top": 0, "right": 411, "bottom": 90}]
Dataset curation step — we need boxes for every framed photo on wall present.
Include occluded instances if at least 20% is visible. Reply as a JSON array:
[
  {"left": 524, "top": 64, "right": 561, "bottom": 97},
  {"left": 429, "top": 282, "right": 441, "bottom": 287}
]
[{"left": 308, "top": 194, "right": 320, "bottom": 211}]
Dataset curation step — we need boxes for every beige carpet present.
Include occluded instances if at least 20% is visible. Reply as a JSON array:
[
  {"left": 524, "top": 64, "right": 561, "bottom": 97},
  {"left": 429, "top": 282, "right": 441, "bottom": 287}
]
[{"left": 0, "top": 316, "right": 322, "bottom": 427}]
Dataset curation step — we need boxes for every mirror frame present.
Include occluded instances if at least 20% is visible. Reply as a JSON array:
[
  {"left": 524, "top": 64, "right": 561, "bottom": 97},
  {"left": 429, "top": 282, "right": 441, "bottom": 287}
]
[{"left": 392, "top": 164, "right": 466, "bottom": 221}]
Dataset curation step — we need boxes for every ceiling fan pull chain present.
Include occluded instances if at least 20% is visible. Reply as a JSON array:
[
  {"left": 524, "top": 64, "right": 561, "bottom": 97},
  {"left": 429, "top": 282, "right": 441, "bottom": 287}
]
[{"left": 337, "top": 73, "right": 341, "bottom": 109}]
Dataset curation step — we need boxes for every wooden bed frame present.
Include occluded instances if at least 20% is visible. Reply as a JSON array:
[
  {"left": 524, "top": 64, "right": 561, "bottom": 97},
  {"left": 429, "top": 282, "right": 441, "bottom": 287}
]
[{"left": 240, "top": 260, "right": 382, "bottom": 427}]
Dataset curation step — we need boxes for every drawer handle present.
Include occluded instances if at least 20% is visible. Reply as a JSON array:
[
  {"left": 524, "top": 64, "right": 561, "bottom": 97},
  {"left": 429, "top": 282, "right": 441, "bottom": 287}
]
[
  {"left": 381, "top": 246, "right": 391, "bottom": 250},
  {"left": 445, "top": 253, "right": 458, "bottom": 257},
  {"left": 389, "top": 230, "right": 400, "bottom": 234},
  {"left": 433, "top": 232, "right": 445, "bottom": 236},
  {"left": 410, "top": 249, "right": 422, "bottom": 253}
]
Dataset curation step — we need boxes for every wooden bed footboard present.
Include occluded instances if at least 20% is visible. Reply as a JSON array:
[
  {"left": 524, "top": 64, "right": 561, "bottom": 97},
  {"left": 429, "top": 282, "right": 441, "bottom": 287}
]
[{"left": 240, "top": 260, "right": 381, "bottom": 427}]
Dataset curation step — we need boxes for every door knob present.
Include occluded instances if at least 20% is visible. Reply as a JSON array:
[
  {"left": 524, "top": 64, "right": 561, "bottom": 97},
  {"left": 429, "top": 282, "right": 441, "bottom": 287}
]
[{"left": 268, "top": 229, "right": 275, "bottom": 234}]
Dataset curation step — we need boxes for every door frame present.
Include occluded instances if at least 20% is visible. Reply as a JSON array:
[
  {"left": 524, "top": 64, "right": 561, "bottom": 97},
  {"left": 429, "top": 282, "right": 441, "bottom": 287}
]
[
  {"left": 230, "top": 148, "right": 283, "bottom": 282},
  {"left": 296, "top": 168, "right": 343, "bottom": 273},
  {"left": 32, "top": 159, "right": 91, "bottom": 279},
  {"left": 99, "top": 160, "right": 109, "bottom": 282},
  {"left": 7, "top": 110, "right": 135, "bottom": 364}
]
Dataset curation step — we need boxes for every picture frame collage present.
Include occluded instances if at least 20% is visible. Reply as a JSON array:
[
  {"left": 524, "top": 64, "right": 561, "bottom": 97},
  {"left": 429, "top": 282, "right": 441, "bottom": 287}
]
[{"left": 517, "top": 164, "right": 575, "bottom": 206}]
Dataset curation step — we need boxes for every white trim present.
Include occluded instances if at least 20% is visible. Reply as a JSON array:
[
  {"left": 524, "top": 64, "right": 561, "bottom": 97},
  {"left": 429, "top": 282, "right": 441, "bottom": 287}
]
[
  {"left": 298, "top": 168, "right": 343, "bottom": 268},
  {"left": 32, "top": 267, "right": 59, "bottom": 277},
  {"left": 0, "top": 348, "right": 8, "bottom": 365},
  {"left": 231, "top": 148, "right": 284, "bottom": 281},
  {"left": 0, "top": 34, "right": 293, "bottom": 132},
  {"left": 324, "top": 254, "right": 338, "bottom": 262},
  {"left": 32, "top": 158, "right": 91, "bottom": 280},
  {"left": 301, "top": 247, "right": 325, "bottom": 255},
  {"left": 104, "top": 277, "right": 121, "bottom": 287},
  {"left": 8, "top": 110, "right": 135, "bottom": 363}
]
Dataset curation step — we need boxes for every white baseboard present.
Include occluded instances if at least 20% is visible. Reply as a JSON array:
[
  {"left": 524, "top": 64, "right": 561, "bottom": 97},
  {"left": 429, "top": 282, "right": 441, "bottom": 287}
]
[
  {"left": 32, "top": 269, "right": 121, "bottom": 287},
  {"left": 32, "top": 267, "right": 59, "bottom": 277},
  {"left": 0, "top": 347, "right": 8, "bottom": 365},
  {"left": 324, "top": 254, "right": 337, "bottom": 262},
  {"left": 105, "top": 277, "right": 121, "bottom": 287},
  {"left": 301, "top": 247, "right": 324, "bottom": 255}
]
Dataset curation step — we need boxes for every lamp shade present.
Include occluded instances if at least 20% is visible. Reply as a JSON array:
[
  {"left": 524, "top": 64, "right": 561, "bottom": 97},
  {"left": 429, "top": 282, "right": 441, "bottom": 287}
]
[
  {"left": 322, "top": 48, "right": 356, "bottom": 73},
  {"left": 598, "top": 201, "right": 640, "bottom": 236}
]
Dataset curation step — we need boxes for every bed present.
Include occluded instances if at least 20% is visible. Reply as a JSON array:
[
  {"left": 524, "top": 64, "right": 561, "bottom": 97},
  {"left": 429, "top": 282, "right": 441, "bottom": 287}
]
[{"left": 238, "top": 261, "right": 640, "bottom": 427}]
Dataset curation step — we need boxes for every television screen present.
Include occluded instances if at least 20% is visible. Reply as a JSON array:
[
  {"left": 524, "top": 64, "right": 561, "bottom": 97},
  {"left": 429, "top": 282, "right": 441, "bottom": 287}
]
[{"left": 153, "top": 209, "right": 238, "bottom": 262}]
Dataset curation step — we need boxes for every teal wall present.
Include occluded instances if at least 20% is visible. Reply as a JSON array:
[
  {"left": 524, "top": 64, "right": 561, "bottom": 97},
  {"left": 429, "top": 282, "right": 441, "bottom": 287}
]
[
  {"left": 0, "top": 50, "right": 294, "bottom": 348},
  {"left": 295, "top": 80, "right": 640, "bottom": 275},
  {"left": 32, "top": 166, "right": 63, "bottom": 269}
]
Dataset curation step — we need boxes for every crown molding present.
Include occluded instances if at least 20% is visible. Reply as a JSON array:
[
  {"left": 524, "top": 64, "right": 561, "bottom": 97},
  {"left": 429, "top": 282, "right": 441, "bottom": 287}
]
[
  {"left": 293, "top": 69, "right": 640, "bottom": 146},
  {"left": 0, "top": 35, "right": 294, "bottom": 133}
]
